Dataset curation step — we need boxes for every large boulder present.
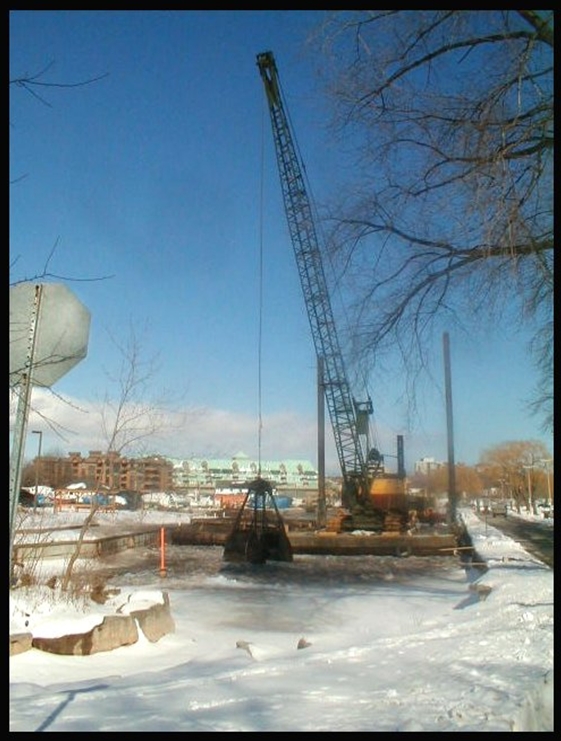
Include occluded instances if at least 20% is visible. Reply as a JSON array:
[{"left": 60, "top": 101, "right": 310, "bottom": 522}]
[
  {"left": 130, "top": 591, "right": 175, "bottom": 642},
  {"left": 10, "top": 632, "right": 33, "bottom": 656},
  {"left": 10, "top": 590, "right": 175, "bottom": 656},
  {"left": 32, "top": 614, "right": 139, "bottom": 655}
]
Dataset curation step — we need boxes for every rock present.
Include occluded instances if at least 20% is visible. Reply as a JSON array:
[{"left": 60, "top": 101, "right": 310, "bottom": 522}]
[
  {"left": 10, "top": 632, "right": 33, "bottom": 656},
  {"left": 11, "top": 590, "right": 175, "bottom": 656},
  {"left": 130, "top": 592, "right": 175, "bottom": 642},
  {"left": 236, "top": 640, "right": 253, "bottom": 657},
  {"left": 32, "top": 615, "right": 139, "bottom": 655},
  {"left": 469, "top": 583, "right": 492, "bottom": 601}
]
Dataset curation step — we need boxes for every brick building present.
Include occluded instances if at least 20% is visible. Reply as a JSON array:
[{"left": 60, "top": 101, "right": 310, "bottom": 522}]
[{"left": 33, "top": 451, "right": 174, "bottom": 494}]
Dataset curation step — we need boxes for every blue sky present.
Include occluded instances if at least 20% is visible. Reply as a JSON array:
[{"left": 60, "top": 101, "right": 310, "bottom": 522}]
[{"left": 10, "top": 10, "right": 552, "bottom": 475}]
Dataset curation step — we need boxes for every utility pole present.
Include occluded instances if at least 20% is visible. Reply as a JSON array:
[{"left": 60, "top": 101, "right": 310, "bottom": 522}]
[
  {"left": 527, "top": 466, "right": 533, "bottom": 514},
  {"left": 443, "top": 332, "right": 457, "bottom": 524}
]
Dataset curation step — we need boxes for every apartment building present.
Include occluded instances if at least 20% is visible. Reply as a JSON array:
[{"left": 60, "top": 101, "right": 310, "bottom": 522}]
[
  {"left": 31, "top": 450, "right": 318, "bottom": 494},
  {"left": 170, "top": 452, "right": 318, "bottom": 491},
  {"left": 32, "top": 451, "right": 173, "bottom": 493}
]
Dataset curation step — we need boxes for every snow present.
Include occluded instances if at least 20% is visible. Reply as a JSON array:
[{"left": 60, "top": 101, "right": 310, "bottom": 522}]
[{"left": 9, "top": 508, "right": 553, "bottom": 732}]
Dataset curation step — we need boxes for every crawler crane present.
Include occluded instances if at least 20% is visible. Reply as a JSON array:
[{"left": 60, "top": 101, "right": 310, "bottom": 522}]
[{"left": 257, "top": 51, "right": 411, "bottom": 533}]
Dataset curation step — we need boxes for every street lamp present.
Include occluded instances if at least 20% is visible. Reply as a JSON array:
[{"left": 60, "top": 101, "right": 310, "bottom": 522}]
[
  {"left": 498, "top": 478, "right": 506, "bottom": 502},
  {"left": 31, "top": 430, "right": 43, "bottom": 513},
  {"left": 540, "top": 459, "right": 553, "bottom": 508},
  {"left": 522, "top": 463, "right": 535, "bottom": 515}
]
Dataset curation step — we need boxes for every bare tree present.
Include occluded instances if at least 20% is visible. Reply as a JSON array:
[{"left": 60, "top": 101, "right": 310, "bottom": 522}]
[
  {"left": 313, "top": 11, "right": 553, "bottom": 430},
  {"left": 410, "top": 463, "right": 484, "bottom": 500},
  {"left": 99, "top": 322, "right": 179, "bottom": 459},
  {"left": 479, "top": 439, "right": 551, "bottom": 513},
  {"left": 61, "top": 322, "right": 183, "bottom": 591},
  {"left": 9, "top": 59, "right": 111, "bottom": 585}
]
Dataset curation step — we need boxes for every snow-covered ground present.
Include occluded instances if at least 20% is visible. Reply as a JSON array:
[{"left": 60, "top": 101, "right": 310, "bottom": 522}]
[{"left": 9, "top": 508, "right": 553, "bottom": 732}]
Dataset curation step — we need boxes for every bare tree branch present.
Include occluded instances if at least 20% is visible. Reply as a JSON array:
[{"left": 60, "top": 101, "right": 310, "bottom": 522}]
[
  {"left": 10, "top": 61, "right": 109, "bottom": 108},
  {"left": 10, "top": 238, "right": 115, "bottom": 286},
  {"left": 315, "top": 10, "right": 553, "bottom": 431},
  {"left": 99, "top": 322, "right": 184, "bottom": 459}
]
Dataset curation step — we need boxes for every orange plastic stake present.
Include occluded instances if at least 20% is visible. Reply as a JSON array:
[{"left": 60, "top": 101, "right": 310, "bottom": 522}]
[{"left": 159, "top": 527, "right": 167, "bottom": 577}]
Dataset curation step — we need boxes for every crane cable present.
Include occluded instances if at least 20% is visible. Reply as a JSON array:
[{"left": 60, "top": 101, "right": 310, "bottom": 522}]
[
  {"left": 256, "top": 95, "right": 266, "bottom": 478},
  {"left": 282, "top": 79, "right": 381, "bottom": 461}
]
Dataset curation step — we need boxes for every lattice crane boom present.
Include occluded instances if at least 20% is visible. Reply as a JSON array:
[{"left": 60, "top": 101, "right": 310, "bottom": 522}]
[{"left": 257, "top": 51, "right": 371, "bottom": 504}]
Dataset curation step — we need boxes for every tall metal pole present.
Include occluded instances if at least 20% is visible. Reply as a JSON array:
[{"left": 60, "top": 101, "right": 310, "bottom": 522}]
[
  {"left": 317, "top": 356, "right": 327, "bottom": 527},
  {"left": 443, "top": 332, "right": 457, "bottom": 524},
  {"left": 32, "top": 430, "right": 43, "bottom": 513}
]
